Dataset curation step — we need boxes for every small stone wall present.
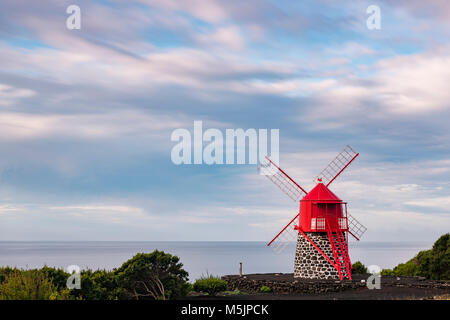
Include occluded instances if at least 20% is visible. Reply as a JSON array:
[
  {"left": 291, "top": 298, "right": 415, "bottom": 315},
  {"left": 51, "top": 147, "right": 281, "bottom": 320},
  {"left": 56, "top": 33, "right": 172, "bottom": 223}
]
[
  {"left": 294, "top": 232, "right": 340, "bottom": 279},
  {"left": 221, "top": 274, "right": 450, "bottom": 295},
  {"left": 222, "top": 274, "right": 363, "bottom": 295}
]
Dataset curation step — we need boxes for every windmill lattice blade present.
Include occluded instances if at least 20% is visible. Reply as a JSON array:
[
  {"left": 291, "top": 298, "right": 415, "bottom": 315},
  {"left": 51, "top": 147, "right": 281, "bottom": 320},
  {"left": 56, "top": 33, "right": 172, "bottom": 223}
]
[
  {"left": 267, "top": 213, "right": 299, "bottom": 254},
  {"left": 347, "top": 214, "right": 367, "bottom": 240},
  {"left": 258, "top": 158, "right": 307, "bottom": 202},
  {"left": 314, "top": 145, "right": 359, "bottom": 187}
]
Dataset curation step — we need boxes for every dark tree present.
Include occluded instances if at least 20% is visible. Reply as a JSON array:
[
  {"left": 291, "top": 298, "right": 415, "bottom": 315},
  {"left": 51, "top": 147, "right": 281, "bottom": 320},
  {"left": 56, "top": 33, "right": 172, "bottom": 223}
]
[
  {"left": 351, "top": 261, "right": 368, "bottom": 274},
  {"left": 115, "top": 250, "right": 190, "bottom": 300}
]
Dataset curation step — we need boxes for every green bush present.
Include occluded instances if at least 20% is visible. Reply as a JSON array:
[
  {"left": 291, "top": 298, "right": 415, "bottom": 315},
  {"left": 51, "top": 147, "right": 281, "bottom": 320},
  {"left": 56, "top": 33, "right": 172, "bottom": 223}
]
[
  {"left": 427, "top": 233, "right": 449, "bottom": 280},
  {"left": 380, "top": 268, "right": 394, "bottom": 276},
  {"left": 115, "top": 250, "right": 190, "bottom": 300},
  {"left": 0, "top": 250, "right": 193, "bottom": 300},
  {"left": 193, "top": 274, "right": 227, "bottom": 296},
  {"left": 0, "top": 270, "right": 71, "bottom": 300},
  {"left": 73, "top": 269, "right": 123, "bottom": 300},
  {"left": 224, "top": 288, "right": 241, "bottom": 295},
  {"left": 0, "top": 267, "right": 17, "bottom": 285},
  {"left": 381, "top": 233, "right": 449, "bottom": 280},
  {"left": 352, "top": 261, "right": 368, "bottom": 274},
  {"left": 260, "top": 285, "right": 271, "bottom": 293},
  {"left": 40, "top": 266, "right": 70, "bottom": 290}
]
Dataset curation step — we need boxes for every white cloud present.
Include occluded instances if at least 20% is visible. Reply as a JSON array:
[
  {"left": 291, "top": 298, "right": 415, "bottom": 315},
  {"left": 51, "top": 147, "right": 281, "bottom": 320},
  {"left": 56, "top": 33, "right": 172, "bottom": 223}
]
[
  {"left": 0, "top": 205, "right": 21, "bottom": 214},
  {"left": 136, "top": 0, "right": 229, "bottom": 23},
  {"left": 326, "top": 42, "right": 377, "bottom": 57},
  {"left": 391, "top": 0, "right": 450, "bottom": 21},
  {"left": 0, "top": 84, "right": 35, "bottom": 106},
  {"left": 195, "top": 26, "right": 245, "bottom": 51},
  {"left": 49, "top": 204, "right": 151, "bottom": 224},
  {"left": 0, "top": 44, "right": 298, "bottom": 97},
  {"left": 0, "top": 110, "right": 186, "bottom": 141},
  {"left": 297, "top": 48, "right": 450, "bottom": 130},
  {"left": 374, "top": 52, "right": 450, "bottom": 114},
  {"left": 351, "top": 209, "right": 450, "bottom": 237},
  {"left": 405, "top": 196, "right": 450, "bottom": 211}
]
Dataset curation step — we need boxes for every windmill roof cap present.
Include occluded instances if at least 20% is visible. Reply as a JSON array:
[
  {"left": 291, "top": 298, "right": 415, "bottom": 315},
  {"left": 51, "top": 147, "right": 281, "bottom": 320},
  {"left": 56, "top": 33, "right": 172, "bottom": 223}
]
[{"left": 302, "top": 183, "right": 342, "bottom": 201}]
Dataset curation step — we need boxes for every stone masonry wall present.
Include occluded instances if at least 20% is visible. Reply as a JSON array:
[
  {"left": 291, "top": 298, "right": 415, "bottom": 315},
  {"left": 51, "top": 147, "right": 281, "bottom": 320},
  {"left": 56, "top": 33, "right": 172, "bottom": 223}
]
[
  {"left": 221, "top": 274, "right": 450, "bottom": 295},
  {"left": 294, "top": 232, "right": 340, "bottom": 279}
]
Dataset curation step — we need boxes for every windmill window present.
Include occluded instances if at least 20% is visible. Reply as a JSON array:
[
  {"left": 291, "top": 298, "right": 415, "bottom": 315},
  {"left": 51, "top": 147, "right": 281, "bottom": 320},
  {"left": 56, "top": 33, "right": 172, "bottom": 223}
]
[
  {"left": 339, "top": 218, "right": 347, "bottom": 230},
  {"left": 311, "top": 218, "right": 316, "bottom": 230},
  {"left": 316, "top": 218, "right": 325, "bottom": 230}
]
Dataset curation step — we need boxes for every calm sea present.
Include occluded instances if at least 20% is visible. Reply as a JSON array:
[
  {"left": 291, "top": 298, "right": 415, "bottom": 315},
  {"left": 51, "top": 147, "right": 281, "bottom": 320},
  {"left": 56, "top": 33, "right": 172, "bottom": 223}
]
[{"left": 0, "top": 241, "right": 432, "bottom": 281}]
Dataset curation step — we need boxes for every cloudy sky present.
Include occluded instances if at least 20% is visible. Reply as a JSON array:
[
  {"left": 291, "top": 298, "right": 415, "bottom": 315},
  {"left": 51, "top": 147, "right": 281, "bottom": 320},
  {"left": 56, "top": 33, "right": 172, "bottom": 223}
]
[{"left": 0, "top": 0, "right": 449, "bottom": 242}]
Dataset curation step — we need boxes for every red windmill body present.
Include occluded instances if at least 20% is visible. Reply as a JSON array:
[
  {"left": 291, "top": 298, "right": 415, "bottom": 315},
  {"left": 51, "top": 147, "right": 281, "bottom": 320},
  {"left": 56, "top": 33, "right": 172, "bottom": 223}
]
[{"left": 259, "top": 146, "right": 366, "bottom": 280}]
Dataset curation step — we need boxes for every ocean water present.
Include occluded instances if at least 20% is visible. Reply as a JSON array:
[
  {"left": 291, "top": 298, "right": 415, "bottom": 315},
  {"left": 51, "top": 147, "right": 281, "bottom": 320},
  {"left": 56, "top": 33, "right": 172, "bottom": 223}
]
[{"left": 0, "top": 241, "right": 433, "bottom": 281}]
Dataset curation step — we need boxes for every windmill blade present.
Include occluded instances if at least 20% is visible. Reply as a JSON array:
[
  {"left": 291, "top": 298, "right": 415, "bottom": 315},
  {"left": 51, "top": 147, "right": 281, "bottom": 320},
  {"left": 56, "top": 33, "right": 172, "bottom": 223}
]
[
  {"left": 267, "top": 213, "right": 299, "bottom": 254},
  {"left": 347, "top": 214, "right": 367, "bottom": 241},
  {"left": 258, "top": 156, "right": 308, "bottom": 202},
  {"left": 314, "top": 145, "right": 359, "bottom": 187}
]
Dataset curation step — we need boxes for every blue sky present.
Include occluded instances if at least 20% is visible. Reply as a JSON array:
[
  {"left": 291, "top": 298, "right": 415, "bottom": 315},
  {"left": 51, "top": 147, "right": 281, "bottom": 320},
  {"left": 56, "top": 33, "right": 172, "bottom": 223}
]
[{"left": 0, "top": 0, "right": 449, "bottom": 242}]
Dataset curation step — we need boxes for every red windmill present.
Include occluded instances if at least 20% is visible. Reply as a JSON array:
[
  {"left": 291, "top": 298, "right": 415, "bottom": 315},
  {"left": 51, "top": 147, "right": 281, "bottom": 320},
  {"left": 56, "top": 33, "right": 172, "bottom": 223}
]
[{"left": 258, "top": 145, "right": 366, "bottom": 280}]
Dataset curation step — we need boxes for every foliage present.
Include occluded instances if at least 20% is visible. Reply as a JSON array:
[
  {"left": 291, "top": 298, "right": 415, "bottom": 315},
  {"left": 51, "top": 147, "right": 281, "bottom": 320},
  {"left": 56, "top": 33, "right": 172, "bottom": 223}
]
[
  {"left": 193, "top": 274, "right": 228, "bottom": 296},
  {"left": 224, "top": 288, "right": 241, "bottom": 295},
  {"left": 381, "top": 259, "right": 420, "bottom": 277},
  {"left": 352, "top": 261, "right": 368, "bottom": 274},
  {"left": 259, "top": 285, "right": 271, "bottom": 293},
  {"left": 35, "top": 266, "right": 123, "bottom": 300},
  {"left": 115, "top": 250, "right": 190, "bottom": 300},
  {"left": 40, "top": 266, "right": 70, "bottom": 290},
  {"left": 379, "top": 268, "right": 394, "bottom": 276},
  {"left": 73, "top": 269, "right": 124, "bottom": 300},
  {"left": 0, "top": 250, "right": 192, "bottom": 300},
  {"left": 381, "top": 233, "right": 449, "bottom": 280},
  {"left": 0, "top": 270, "right": 71, "bottom": 300},
  {"left": 0, "top": 266, "right": 17, "bottom": 284},
  {"left": 428, "top": 233, "right": 450, "bottom": 280}
]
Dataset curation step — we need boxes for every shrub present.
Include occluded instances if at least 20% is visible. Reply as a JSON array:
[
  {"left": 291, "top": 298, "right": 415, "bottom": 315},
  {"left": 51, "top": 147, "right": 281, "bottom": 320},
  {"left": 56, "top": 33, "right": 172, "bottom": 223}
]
[
  {"left": 0, "top": 270, "right": 71, "bottom": 300},
  {"left": 380, "top": 233, "right": 449, "bottom": 280},
  {"left": 40, "top": 266, "right": 70, "bottom": 290},
  {"left": 0, "top": 267, "right": 18, "bottom": 285},
  {"left": 115, "top": 250, "right": 190, "bottom": 300},
  {"left": 0, "top": 250, "right": 193, "bottom": 300},
  {"left": 72, "top": 269, "right": 123, "bottom": 300},
  {"left": 260, "top": 285, "right": 271, "bottom": 293},
  {"left": 352, "top": 261, "right": 368, "bottom": 274},
  {"left": 224, "top": 288, "right": 241, "bottom": 295},
  {"left": 193, "top": 274, "right": 227, "bottom": 296},
  {"left": 380, "top": 268, "right": 394, "bottom": 276},
  {"left": 427, "top": 233, "right": 449, "bottom": 280}
]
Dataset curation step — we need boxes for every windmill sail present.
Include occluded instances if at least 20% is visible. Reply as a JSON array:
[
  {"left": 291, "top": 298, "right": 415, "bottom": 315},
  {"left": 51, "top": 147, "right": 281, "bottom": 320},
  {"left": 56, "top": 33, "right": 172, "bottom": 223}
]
[
  {"left": 267, "top": 213, "right": 299, "bottom": 254},
  {"left": 258, "top": 156, "right": 307, "bottom": 202},
  {"left": 314, "top": 145, "right": 359, "bottom": 187},
  {"left": 347, "top": 214, "right": 367, "bottom": 240}
]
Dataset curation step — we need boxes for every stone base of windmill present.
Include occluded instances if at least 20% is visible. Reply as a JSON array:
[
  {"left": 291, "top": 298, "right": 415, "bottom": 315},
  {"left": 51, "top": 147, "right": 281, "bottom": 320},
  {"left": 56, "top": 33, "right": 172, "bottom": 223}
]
[{"left": 294, "top": 232, "right": 340, "bottom": 280}]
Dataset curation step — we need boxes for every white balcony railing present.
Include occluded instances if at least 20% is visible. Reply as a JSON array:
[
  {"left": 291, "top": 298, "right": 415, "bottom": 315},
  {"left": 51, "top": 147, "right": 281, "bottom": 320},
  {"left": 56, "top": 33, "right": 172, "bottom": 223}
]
[{"left": 311, "top": 217, "right": 326, "bottom": 230}]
